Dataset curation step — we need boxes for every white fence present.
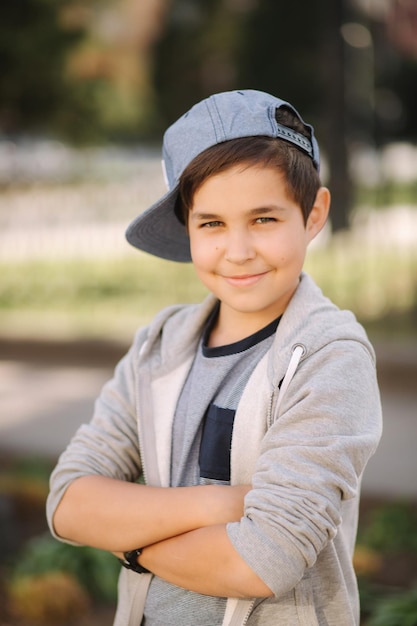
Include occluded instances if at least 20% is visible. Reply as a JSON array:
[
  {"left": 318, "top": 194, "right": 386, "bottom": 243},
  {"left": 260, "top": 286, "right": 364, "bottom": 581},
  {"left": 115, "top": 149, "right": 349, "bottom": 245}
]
[
  {"left": 0, "top": 141, "right": 417, "bottom": 262},
  {"left": 0, "top": 148, "right": 166, "bottom": 260}
]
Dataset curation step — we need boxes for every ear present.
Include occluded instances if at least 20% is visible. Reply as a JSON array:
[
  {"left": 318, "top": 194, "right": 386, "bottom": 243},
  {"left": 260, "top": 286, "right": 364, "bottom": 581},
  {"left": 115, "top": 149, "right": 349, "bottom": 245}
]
[{"left": 306, "top": 187, "right": 330, "bottom": 242}]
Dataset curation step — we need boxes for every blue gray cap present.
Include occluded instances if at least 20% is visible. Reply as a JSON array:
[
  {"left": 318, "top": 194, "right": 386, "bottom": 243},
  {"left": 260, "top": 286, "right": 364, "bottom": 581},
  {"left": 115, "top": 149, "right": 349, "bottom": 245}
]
[{"left": 126, "top": 89, "right": 320, "bottom": 262}]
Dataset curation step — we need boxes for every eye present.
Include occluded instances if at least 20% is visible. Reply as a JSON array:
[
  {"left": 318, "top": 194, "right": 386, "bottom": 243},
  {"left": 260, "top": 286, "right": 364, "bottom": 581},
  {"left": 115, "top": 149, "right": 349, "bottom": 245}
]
[
  {"left": 255, "top": 216, "right": 277, "bottom": 224},
  {"left": 201, "top": 220, "right": 223, "bottom": 228}
]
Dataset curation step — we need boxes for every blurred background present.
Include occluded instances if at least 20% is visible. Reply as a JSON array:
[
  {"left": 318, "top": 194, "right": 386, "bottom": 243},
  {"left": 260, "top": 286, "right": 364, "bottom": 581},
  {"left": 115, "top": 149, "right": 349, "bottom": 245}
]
[{"left": 0, "top": 0, "right": 416, "bottom": 624}]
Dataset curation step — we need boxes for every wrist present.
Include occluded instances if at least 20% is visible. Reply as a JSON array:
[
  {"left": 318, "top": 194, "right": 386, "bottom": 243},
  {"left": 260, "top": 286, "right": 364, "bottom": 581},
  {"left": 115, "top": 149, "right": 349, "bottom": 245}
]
[
  {"left": 118, "top": 548, "right": 151, "bottom": 575},
  {"left": 205, "top": 484, "right": 247, "bottom": 525}
]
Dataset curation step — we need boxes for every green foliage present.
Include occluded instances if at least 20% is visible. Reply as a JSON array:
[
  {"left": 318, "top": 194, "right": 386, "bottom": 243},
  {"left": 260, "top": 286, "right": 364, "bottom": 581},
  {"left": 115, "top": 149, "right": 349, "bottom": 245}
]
[
  {"left": 3, "top": 456, "right": 54, "bottom": 485},
  {"left": 375, "top": 56, "right": 417, "bottom": 144},
  {"left": 358, "top": 502, "right": 417, "bottom": 625},
  {"left": 0, "top": 257, "right": 204, "bottom": 309},
  {"left": 152, "top": 0, "right": 248, "bottom": 128},
  {"left": 0, "top": 0, "right": 158, "bottom": 142},
  {"left": 236, "top": 0, "right": 323, "bottom": 119},
  {"left": 0, "top": 256, "right": 208, "bottom": 339},
  {"left": 12, "top": 533, "right": 120, "bottom": 603},
  {"left": 0, "top": 0, "right": 95, "bottom": 140},
  {"left": 359, "top": 502, "right": 417, "bottom": 554},
  {"left": 358, "top": 502, "right": 417, "bottom": 626},
  {"left": 356, "top": 182, "right": 417, "bottom": 209},
  {"left": 366, "top": 586, "right": 417, "bottom": 626}
]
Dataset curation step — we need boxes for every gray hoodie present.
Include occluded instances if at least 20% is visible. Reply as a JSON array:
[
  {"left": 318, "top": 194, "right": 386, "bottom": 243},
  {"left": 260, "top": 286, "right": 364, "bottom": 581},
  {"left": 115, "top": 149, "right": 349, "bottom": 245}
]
[{"left": 47, "top": 273, "right": 382, "bottom": 625}]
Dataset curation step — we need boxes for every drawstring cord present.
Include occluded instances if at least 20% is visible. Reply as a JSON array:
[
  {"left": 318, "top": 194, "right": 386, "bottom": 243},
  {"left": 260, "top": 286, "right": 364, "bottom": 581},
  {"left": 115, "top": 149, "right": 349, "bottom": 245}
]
[{"left": 275, "top": 344, "right": 306, "bottom": 415}]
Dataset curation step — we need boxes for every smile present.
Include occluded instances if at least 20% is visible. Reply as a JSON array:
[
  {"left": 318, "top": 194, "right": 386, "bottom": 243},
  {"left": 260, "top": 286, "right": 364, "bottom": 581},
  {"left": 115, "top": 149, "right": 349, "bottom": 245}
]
[{"left": 222, "top": 272, "right": 269, "bottom": 287}]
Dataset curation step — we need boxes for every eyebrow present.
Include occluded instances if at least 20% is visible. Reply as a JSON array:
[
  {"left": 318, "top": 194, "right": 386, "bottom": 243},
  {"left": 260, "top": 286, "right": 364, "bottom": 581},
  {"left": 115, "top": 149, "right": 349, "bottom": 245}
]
[{"left": 190, "top": 206, "right": 288, "bottom": 221}]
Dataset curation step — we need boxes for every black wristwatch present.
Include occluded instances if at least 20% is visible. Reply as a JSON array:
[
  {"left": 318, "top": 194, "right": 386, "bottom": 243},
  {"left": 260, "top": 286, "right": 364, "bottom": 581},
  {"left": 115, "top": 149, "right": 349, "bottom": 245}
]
[{"left": 119, "top": 548, "right": 151, "bottom": 574}]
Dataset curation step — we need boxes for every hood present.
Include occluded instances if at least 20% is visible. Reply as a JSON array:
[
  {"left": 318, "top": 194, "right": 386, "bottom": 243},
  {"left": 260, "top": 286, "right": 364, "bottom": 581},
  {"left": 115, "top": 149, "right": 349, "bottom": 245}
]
[
  {"left": 137, "top": 294, "right": 217, "bottom": 374},
  {"left": 137, "top": 273, "right": 373, "bottom": 382},
  {"left": 267, "top": 273, "right": 375, "bottom": 384}
]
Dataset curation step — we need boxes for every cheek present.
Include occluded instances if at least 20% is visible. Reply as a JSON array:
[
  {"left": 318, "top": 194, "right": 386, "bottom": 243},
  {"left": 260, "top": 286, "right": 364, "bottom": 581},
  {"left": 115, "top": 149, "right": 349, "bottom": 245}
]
[
  {"left": 188, "top": 230, "right": 199, "bottom": 255},
  {"left": 261, "top": 237, "right": 289, "bottom": 264},
  {"left": 189, "top": 235, "right": 211, "bottom": 267},
  {"left": 267, "top": 240, "right": 303, "bottom": 267}
]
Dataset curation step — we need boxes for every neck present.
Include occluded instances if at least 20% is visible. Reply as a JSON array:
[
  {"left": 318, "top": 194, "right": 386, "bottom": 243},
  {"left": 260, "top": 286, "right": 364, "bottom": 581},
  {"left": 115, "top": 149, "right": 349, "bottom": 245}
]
[{"left": 207, "top": 305, "right": 280, "bottom": 348}]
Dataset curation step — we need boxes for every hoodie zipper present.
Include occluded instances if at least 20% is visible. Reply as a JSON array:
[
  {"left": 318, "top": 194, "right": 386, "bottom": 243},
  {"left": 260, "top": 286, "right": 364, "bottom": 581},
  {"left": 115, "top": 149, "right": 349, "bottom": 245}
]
[
  {"left": 136, "top": 339, "right": 154, "bottom": 487},
  {"left": 241, "top": 599, "right": 256, "bottom": 625},
  {"left": 267, "top": 387, "right": 277, "bottom": 429},
  {"left": 226, "top": 598, "right": 256, "bottom": 626},
  {"left": 228, "top": 347, "right": 307, "bottom": 626}
]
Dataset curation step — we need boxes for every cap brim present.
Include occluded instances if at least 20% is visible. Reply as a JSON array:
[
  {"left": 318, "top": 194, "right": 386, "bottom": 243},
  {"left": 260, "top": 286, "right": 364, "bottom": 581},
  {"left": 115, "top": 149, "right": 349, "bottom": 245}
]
[{"left": 125, "top": 186, "right": 192, "bottom": 262}]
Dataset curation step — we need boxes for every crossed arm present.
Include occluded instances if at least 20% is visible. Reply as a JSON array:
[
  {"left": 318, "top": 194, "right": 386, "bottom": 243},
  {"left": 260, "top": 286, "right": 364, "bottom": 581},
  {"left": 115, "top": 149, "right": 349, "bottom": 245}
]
[{"left": 53, "top": 475, "right": 273, "bottom": 598}]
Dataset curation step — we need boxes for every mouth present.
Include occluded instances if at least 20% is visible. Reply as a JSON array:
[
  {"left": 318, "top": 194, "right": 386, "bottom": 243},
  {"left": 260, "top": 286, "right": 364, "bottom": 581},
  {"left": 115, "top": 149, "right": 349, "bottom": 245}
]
[{"left": 223, "top": 271, "right": 268, "bottom": 287}]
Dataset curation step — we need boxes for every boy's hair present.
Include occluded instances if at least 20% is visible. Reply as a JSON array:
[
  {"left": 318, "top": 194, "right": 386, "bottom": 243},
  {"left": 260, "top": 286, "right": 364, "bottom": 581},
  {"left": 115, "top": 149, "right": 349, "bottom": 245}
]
[{"left": 175, "top": 107, "right": 321, "bottom": 226}]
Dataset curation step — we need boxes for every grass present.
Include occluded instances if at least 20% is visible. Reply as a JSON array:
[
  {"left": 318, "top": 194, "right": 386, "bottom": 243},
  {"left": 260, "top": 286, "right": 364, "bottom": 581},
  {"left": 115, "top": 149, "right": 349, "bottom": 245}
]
[
  {"left": 0, "top": 240, "right": 416, "bottom": 342},
  {"left": 0, "top": 255, "right": 208, "bottom": 341},
  {"left": 306, "top": 238, "right": 417, "bottom": 332}
]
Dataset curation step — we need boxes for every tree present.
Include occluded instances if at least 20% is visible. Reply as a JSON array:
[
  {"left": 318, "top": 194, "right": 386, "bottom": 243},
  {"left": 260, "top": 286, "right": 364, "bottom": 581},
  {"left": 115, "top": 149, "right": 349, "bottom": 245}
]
[
  {"left": 317, "top": 0, "right": 353, "bottom": 231},
  {"left": 0, "top": 0, "right": 97, "bottom": 141},
  {"left": 236, "top": 0, "right": 353, "bottom": 231},
  {"left": 151, "top": 0, "right": 248, "bottom": 129}
]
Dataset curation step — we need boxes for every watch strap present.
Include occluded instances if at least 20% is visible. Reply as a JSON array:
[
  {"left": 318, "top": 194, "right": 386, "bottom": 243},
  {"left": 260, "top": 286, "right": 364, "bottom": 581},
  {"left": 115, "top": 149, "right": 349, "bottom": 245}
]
[{"left": 119, "top": 548, "right": 150, "bottom": 574}]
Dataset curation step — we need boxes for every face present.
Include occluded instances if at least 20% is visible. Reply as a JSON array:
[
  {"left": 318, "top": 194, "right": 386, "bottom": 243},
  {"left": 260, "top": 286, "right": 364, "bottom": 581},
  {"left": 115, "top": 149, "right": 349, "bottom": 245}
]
[{"left": 188, "top": 164, "right": 329, "bottom": 340}]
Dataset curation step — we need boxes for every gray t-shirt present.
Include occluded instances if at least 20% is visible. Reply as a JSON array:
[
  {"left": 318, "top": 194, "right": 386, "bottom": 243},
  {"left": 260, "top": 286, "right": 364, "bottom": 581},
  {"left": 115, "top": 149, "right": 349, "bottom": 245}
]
[{"left": 142, "top": 308, "right": 280, "bottom": 626}]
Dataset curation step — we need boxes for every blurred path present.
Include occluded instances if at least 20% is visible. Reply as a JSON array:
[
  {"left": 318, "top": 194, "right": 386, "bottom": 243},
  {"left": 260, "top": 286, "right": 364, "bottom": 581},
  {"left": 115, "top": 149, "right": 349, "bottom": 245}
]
[
  {"left": 0, "top": 338, "right": 416, "bottom": 499},
  {"left": 0, "top": 338, "right": 123, "bottom": 459},
  {"left": 0, "top": 360, "right": 111, "bottom": 458}
]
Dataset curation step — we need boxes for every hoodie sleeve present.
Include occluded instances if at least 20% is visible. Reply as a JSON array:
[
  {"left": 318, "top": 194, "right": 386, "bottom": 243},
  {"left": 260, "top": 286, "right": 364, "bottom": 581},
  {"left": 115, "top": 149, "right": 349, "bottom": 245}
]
[
  {"left": 46, "top": 329, "right": 147, "bottom": 542},
  {"left": 226, "top": 339, "right": 382, "bottom": 597}
]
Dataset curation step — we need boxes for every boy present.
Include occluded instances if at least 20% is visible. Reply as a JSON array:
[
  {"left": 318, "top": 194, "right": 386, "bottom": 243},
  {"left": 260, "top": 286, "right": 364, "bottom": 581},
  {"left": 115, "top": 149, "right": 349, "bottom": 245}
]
[{"left": 47, "top": 90, "right": 382, "bottom": 625}]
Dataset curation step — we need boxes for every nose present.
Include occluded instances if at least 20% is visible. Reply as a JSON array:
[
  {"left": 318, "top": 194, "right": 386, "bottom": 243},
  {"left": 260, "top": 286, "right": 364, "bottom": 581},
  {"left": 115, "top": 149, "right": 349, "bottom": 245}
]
[{"left": 224, "top": 228, "right": 256, "bottom": 264}]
